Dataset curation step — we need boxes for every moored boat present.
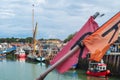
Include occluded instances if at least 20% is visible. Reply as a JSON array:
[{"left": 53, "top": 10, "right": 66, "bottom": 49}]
[
  {"left": 18, "top": 49, "right": 26, "bottom": 58},
  {"left": 35, "top": 56, "right": 45, "bottom": 62},
  {"left": 15, "top": 48, "right": 26, "bottom": 58},
  {"left": 86, "top": 69, "right": 110, "bottom": 77},
  {"left": 86, "top": 59, "right": 110, "bottom": 77}
]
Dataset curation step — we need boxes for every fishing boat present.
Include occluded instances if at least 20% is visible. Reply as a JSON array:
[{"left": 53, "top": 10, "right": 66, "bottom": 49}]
[
  {"left": 27, "top": 22, "right": 46, "bottom": 62},
  {"left": 18, "top": 48, "right": 26, "bottom": 58},
  {"left": 27, "top": 4, "right": 41, "bottom": 62},
  {"left": 86, "top": 59, "right": 110, "bottom": 77},
  {"left": 27, "top": 5, "right": 52, "bottom": 62},
  {"left": 36, "top": 56, "right": 45, "bottom": 62},
  {"left": 27, "top": 22, "right": 42, "bottom": 62},
  {"left": 27, "top": 49, "right": 45, "bottom": 62},
  {"left": 15, "top": 47, "right": 26, "bottom": 58}
]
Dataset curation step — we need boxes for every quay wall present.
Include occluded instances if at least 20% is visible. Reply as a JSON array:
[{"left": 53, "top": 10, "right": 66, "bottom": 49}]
[{"left": 103, "top": 54, "right": 120, "bottom": 76}]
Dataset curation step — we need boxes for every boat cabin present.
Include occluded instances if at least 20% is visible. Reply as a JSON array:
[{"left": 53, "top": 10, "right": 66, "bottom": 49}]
[
  {"left": 86, "top": 59, "right": 110, "bottom": 77},
  {"left": 88, "top": 59, "right": 107, "bottom": 72},
  {"left": 96, "top": 63, "right": 106, "bottom": 71}
]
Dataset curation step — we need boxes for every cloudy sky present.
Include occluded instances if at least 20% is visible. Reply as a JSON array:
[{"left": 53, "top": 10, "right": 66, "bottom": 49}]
[{"left": 0, "top": 0, "right": 120, "bottom": 40}]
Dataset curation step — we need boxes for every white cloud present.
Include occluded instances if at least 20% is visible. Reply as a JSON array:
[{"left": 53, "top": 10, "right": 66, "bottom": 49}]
[
  {"left": 36, "top": 0, "right": 46, "bottom": 4},
  {"left": 0, "top": 0, "right": 120, "bottom": 40},
  {"left": 0, "top": 9, "right": 15, "bottom": 19}
]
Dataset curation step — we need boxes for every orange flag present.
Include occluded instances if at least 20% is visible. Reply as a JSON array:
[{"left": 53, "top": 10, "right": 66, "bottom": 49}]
[{"left": 83, "top": 12, "right": 120, "bottom": 62}]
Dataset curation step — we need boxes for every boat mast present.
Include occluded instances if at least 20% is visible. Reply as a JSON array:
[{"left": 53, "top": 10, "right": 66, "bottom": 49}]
[
  {"left": 32, "top": 4, "right": 34, "bottom": 33},
  {"left": 33, "top": 23, "right": 38, "bottom": 56},
  {"left": 32, "top": 4, "right": 35, "bottom": 56}
]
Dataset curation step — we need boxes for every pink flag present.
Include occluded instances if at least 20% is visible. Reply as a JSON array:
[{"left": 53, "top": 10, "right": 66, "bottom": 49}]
[{"left": 50, "top": 16, "right": 99, "bottom": 73}]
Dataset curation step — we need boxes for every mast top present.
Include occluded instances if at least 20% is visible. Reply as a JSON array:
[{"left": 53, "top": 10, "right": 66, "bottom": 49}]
[{"left": 93, "top": 12, "right": 100, "bottom": 19}]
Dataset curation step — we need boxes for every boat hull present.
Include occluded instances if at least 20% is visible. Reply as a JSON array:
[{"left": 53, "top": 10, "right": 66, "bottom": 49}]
[
  {"left": 26, "top": 55, "right": 45, "bottom": 62},
  {"left": 18, "top": 54, "right": 26, "bottom": 58},
  {"left": 86, "top": 70, "right": 110, "bottom": 77},
  {"left": 35, "top": 57, "right": 45, "bottom": 62}
]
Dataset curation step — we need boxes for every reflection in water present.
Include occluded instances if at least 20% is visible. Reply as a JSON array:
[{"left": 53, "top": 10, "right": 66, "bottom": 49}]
[
  {"left": 71, "top": 70, "right": 78, "bottom": 80},
  {"left": 37, "top": 62, "right": 45, "bottom": 66},
  {"left": 17, "top": 58, "right": 26, "bottom": 62},
  {"left": 87, "top": 76, "right": 108, "bottom": 80},
  {"left": 0, "top": 55, "right": 6, "bottom": 62},
  {"left": 0, "top": 59, "right": 120, "bottom": 80},
  {"left": 57, "top": 70, "right": 79, "bottom": 80}
]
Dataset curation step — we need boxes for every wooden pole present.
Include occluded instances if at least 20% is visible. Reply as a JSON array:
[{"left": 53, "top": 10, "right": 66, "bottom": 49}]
[
  {"left": 116, "top": 55, "right": 120, "bottom": 71},
  {"left": 113, "top": 55, "right": 116, "bottom": 67},
  {"left": 36, "top": 45, "right": 80, "bottom": 80}
]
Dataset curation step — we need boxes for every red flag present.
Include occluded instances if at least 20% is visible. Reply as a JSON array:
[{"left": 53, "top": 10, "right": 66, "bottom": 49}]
[
  {"left": 50, "top": 16, "right": 99, "bottom": 73},
  {"left": 83, "top": 12, "right": 120, "bottom": 62}
]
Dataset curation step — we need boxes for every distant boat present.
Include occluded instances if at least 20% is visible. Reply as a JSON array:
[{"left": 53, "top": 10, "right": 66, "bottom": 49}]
[
  {"left": 36, "top": 57, "right": 45, "bottom": 62},
  {"left": 0, "top": 45, "right": 16, "bottom": 61},
  {"left": 0, "top": 45, "right": 16, "bottom": 59},
  {"left": 18, "top": 49, "right": 26, "bottom": 58},
  {"left": 18, "top": 57, "right": 26, "bottom": 62},
  {"left": 27, "top": 5, "right": 47, "bottom": 62},
  {"left": 0, "top": 46, "right": 16, "bottom": 54},
  {"left": 27, "top": 22, "right": 45, "bottom": 62},
  {"left": 15, "top": 47, "right": 26, "bottom": 58}
]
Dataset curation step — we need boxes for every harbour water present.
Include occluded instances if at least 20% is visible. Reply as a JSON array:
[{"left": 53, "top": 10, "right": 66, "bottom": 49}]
[{"left": 0, "top": 58, "right": 119, "bottom": 80}]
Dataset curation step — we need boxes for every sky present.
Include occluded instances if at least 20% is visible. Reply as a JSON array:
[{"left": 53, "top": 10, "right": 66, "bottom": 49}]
[{"left": 0, "top": 0, "right": 120, "bottom": 40}]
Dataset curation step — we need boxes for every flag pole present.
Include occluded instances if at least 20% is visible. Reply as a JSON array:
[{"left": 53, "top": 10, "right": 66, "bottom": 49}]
[
  {"left": 36, "top": 45, "right": 81, "bottom": 80},
  {"left": 36, "top": 12, "right": 100, "bottom": 80}
]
